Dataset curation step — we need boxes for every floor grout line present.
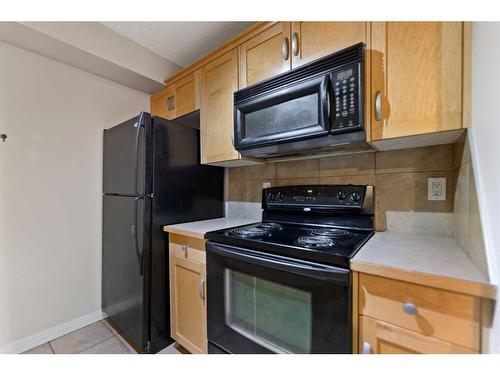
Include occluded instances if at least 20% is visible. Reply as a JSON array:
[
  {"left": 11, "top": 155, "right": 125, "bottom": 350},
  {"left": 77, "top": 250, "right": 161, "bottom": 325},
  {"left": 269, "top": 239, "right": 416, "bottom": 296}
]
[
  {"left": 77, "top": 335, "right": 117, "bottom": 354},
  {"left": 38, "top": 319, "right": 135, "bottom": 354},
  {"left": 49, "top": 321, "right": 114, "bottom": 354}
]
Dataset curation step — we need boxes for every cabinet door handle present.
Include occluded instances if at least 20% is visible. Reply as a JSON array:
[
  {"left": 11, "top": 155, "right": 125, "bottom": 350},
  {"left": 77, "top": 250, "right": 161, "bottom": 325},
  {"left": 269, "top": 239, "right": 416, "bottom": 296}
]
[
  {"left": 167, "top": 96, "right": 172, "bottom": 111},
  {"left": 362, "top": 341, "right": 371, "bottom": 354},
  {"left": 171, "top": 95, "right": 175, "bottom": 110},
  {"left": 403, "top": 302, "right": 418, "bottom": 315},
  {"left": 281, "top": 37, "right": 289, "bottom": 61},
  {"left": 375, "top": 90, "right": 382, "bottom": 121},
  {"left": 291, "top": 32, "right": 299, "bottom": 56},
  {"left": 199, "top": 279, "right": 205, "bottom": 301}
]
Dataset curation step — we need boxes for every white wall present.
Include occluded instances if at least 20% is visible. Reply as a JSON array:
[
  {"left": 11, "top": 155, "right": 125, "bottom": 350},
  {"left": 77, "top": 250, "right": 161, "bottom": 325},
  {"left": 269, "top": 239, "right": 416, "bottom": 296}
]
[
  {"left": 0, "top": 40, "right": 149, "bottom": 352},
  {"left": 470, "top": 22, "right": 500, "bottom": 353}
]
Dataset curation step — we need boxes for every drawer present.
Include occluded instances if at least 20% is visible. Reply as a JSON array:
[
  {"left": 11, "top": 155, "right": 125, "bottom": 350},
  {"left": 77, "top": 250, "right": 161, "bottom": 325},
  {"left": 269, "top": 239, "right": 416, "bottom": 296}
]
[
  {"left": 169, "top": 233, "right": 206, "bottom": 264},
  {"left": 359, "top": 273, "right": 481, "bottom": 351},
  {"left": 360, "top": 315, "right": 476, "bottom": 354}
]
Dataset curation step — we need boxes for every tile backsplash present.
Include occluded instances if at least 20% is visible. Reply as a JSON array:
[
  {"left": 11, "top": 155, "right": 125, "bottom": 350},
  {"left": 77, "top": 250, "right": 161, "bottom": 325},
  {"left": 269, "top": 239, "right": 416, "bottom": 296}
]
[{"left": 227, "top": 144, "right": 458, "bottom": 231}]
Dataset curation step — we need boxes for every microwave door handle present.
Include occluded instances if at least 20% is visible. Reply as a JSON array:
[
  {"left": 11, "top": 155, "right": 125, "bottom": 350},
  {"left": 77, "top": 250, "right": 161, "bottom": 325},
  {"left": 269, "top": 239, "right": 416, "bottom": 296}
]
[
  {"left": 208, "top": 243, "right": 349, "bottom": 283},
  {"left": 321, "top": 75, "right": 332, "bottom": 127}
]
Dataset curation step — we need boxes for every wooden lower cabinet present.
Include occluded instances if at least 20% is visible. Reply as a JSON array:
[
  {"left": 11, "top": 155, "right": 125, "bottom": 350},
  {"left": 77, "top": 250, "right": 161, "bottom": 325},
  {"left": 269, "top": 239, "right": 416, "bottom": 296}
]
[
  {"left": 360, "top": 316, "right": 475, "bottom": 354},
  {"left": 355, "top": 272, "right": 485, "bottom": 354},
  {"left": 359, "top": 273, "right": 481, "bottom": 350},
  {"left": 169, "top": 236, "right": 207, "bottom": 354}
]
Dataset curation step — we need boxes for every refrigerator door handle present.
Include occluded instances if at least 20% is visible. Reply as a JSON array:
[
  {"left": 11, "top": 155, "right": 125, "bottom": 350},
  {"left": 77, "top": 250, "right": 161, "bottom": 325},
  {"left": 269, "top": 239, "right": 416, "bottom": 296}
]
[
  {"left": 133, "top": 115, "right": 145, "bottom": 196},
  {"left": 134, "top": 196, "right": 144, "bottom": 275}
]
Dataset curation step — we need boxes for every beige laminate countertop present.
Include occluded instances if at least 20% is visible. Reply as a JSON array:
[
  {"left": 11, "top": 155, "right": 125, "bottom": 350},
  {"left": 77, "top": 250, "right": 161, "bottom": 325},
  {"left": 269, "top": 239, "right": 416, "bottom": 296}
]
[
  {"left": 351, "top": 232, "right": 496, "bottom": 299},
  {"left": 163, "top": 217, "right": 258, "bottom": 239}
]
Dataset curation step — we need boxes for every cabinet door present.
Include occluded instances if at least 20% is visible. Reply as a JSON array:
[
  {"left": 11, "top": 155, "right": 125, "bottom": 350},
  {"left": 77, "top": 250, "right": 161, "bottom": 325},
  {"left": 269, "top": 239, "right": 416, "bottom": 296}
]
[
  {"left": 370, "top": 22, "right": 463, "bottom": 141},
  {"left": 169, "top": 253, "right": 207, "bottom": 354},
  {"left": 150, "top": 85, "right": 176, "bottom": 120},
  {"left": 200, "top": 48, "right": 240, "bottom": 164},
  {"left": 172, "top": 71, "right": 200, "bottom": 118},
  {"left": 239, "top": 22, "right": 291, "bottom": 88},
  {"left": 360, "top": 316, "right": 475, "bottom": 354},
  {"left": 291, "top": 22, "right": 368, "bottom": 67}
]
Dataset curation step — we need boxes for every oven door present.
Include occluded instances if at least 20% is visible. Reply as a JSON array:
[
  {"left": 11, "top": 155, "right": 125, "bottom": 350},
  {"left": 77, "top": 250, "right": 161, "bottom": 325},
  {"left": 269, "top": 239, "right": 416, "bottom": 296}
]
[
  {"left": 234, "top": 74, "right": 331, "bottom": 151},
  {"left": 206, "top": 242, "right": 351, "bottom": 354}
]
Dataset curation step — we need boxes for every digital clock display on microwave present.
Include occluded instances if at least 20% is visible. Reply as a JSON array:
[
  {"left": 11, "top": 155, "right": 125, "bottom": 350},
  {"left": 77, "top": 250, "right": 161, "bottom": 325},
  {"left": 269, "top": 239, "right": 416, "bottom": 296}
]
[{"left": 336, "top": 69, "right": 353, "bottom": 81}]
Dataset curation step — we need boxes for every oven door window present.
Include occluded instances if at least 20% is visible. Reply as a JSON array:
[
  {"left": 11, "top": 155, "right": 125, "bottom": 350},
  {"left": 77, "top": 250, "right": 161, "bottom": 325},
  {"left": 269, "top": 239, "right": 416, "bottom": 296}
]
[
  {"left": 234, "top": 74, "right": 331, "bottom": 150},
  {"left": 206, "top": 243, "right": 351, "bottom": 354},
  {"left": 225, "top": 269, "right": 312, "bottom": 354}
]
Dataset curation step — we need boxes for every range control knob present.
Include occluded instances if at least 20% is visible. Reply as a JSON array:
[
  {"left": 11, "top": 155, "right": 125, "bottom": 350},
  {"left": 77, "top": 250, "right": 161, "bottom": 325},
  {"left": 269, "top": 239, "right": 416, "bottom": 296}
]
[
  {"left": 350, "top": 191, "right": 362, "bottom": 202},
  {"left": 268, "top": 192, "right": 276, "bottom": 201},
  {"left": 336, "top": 190, "right": 347, "bottom": 201},
  {"left": 277, "top": 192, "right": 285, "bottom": 201}
]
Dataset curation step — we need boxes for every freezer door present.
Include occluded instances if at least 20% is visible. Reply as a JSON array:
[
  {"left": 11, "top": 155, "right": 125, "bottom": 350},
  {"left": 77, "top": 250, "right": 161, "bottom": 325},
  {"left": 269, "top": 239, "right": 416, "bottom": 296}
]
[
  {"left": 102, "top": 194, "right": 150, "bottom": 350},
  {"left": 103, "top": 113, "right": 149, "bottom": 195}
]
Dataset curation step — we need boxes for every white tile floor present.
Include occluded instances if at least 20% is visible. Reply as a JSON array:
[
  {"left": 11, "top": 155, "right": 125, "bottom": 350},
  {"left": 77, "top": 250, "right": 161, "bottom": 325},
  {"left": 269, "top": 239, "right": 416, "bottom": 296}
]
[{"left": 22, "top": 319, "right": 183, "bottom": 354}]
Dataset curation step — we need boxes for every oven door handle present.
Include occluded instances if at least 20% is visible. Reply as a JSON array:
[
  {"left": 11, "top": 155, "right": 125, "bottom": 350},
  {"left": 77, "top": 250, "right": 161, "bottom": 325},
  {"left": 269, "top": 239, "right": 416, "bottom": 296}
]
[{"left": 207, "top": 242, "right": 350, "bottom": 284}]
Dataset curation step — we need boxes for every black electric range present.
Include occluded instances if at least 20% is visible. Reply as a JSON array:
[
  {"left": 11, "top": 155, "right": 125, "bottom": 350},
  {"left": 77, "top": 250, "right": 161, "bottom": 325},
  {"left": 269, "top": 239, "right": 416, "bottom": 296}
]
[
  {"left": 206, "top": 185, "right": 374, "bottom": 268},
  {"left": 205, "top": 185, "right": 375, "bottom": 354}
]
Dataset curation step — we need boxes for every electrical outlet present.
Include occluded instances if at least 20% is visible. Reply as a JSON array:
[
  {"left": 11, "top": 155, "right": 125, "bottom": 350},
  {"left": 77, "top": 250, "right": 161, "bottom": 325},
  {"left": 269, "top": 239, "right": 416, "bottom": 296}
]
[
  {"left": 428, "top": 177, "right": 446, "bottom": 201},
  {"left": 262, "top": 182, "right": 271, "bottom": 189}
]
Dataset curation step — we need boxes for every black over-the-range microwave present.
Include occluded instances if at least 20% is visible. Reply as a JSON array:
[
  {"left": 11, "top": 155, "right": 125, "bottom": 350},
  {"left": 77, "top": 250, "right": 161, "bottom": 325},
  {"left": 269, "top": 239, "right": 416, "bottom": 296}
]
[{"left": 233, "top": 43, "right": 369, "bottom": 158}]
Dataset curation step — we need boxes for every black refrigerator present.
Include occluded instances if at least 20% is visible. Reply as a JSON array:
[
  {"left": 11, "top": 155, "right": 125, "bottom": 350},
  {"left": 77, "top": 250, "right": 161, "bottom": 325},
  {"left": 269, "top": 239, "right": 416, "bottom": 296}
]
[{"left": 102, "top": 112, "right": 224, "bottom": 353}]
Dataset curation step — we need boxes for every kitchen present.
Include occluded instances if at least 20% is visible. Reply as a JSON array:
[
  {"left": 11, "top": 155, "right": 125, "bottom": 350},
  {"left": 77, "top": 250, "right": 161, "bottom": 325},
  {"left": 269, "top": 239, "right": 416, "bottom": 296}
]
[{"left": 1, "top": 1, "right": 500, "bottom": 371}]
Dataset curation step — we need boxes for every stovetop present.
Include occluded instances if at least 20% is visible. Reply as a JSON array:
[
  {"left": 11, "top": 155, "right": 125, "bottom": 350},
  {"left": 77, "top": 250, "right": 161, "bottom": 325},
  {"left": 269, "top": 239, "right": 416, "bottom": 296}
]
[
  {"left": 206, "top": 185, "right": 375, "bottom": 268},
  {"left": 205, "top": 221, "right": 374, "bottom": 268}
]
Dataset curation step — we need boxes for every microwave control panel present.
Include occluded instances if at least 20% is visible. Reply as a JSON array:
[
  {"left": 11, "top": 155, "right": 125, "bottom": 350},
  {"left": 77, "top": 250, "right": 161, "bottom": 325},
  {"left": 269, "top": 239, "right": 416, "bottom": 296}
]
[{"left": 331, "top": 63, "right": 362, "bottom": 133}]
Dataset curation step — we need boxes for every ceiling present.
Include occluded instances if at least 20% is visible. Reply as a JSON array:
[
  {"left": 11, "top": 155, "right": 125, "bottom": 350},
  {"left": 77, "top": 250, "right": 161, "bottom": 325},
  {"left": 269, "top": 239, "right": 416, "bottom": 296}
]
[{"left": 101, "top": 22, "right": 255, "bottom": 67}]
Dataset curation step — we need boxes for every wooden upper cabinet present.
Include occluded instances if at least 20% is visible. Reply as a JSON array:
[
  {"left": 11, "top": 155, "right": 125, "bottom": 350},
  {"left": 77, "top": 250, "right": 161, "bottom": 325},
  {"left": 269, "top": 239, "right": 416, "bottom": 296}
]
[
  {"left": 239, "top": 22, "right": 291, "bottom": 88},
  {"left": 150, "top": 71, "right": 199, "bottom": 120},
  {"left": 360, "top": 316, "right": 475, "bottom": 354},
  {"left": 370, "top": 22, "right": 464, "bottom": 141},
  {"left": 291, "top": 22, "right": 368, "bottom": 67},
  {"left": 200, "top": 48, "right": 240, "bottom": 164},
  {"left": 150, "top": 85, "right": 176, "bottom": 120},
  {"left": 172, "top": 71, "right": 200, "bottom": 118}
]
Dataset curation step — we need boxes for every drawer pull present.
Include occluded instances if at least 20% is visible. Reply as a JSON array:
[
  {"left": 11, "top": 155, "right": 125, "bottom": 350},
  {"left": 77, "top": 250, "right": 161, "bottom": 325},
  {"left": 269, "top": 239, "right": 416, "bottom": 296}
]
[
  {"left": 403, "top": 302, "right": 418, "bottom": 315},
  {"left": 181, "top": 244, "right": 188, "bottom": 255},
  {"left": 362, "top": 341, "right": 371, "bottom": 354}
]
